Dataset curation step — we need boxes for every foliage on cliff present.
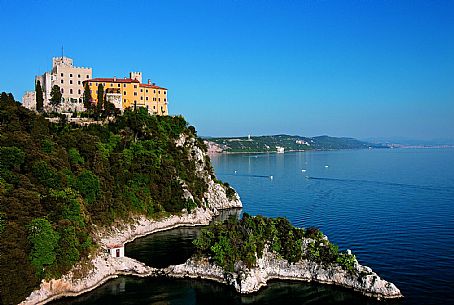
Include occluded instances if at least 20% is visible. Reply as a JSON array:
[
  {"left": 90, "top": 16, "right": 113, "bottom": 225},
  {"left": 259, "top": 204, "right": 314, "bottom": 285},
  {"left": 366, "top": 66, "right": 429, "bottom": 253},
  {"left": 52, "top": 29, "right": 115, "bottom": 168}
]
[
  {"left": 0, "top": 93, "right": 213, "bottom": 304},
  {"left": 193, "top": 214, "right": 356, "bottom": 273}
]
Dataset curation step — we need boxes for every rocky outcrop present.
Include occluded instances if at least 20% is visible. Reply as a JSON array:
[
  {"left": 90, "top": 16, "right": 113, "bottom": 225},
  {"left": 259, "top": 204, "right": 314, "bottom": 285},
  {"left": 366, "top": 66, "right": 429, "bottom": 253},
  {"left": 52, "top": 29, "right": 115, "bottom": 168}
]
[
  {"left": 165, "top": 249, "right": 403, "bottom": 300},
  {"left": 21, "top": 254, "right": 156, "bottom": 305},
  {"left": 176, "top": 133, "right": 242, "bottom": 211}
]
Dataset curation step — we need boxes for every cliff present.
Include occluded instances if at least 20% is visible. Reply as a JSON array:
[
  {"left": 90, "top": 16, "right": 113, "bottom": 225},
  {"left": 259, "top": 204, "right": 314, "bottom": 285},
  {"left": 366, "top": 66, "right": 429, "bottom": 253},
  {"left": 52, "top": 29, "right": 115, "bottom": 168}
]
[
  {"left": 165, "top": 248, "right": 402, "bottom": 299},
  {"left": 0, "top": 98, "right": 241, "bottom": 304}
]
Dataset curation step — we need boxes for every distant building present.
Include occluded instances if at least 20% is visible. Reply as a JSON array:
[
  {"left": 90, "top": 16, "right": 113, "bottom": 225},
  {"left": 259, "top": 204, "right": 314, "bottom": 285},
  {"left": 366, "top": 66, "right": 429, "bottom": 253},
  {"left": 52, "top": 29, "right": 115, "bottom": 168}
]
[
  {"left": 107, "top": 244, "right": 124, "bottom": 258},
  {"left": 22, "top": 56, "right": 92, "bottom": 112},
  {"left": 296, "top": 139, "right": 310, "bottom": 146},
  {"left": 84, "top": 72, "right": 168, "bottom": 115}
]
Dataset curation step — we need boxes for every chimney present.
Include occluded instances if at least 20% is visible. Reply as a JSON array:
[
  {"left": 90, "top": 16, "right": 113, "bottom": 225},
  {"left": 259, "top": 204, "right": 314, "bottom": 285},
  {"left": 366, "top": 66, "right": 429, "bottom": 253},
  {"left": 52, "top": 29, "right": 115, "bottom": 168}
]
[
  {"left": 113, "top": 76, "right": 117, "bottom": 82},
  {"left": 152, "top": 82, "right": 156, "bottom": 86},
  {"left": 147, "top": 79, "right": 151, "bottom": 85}
]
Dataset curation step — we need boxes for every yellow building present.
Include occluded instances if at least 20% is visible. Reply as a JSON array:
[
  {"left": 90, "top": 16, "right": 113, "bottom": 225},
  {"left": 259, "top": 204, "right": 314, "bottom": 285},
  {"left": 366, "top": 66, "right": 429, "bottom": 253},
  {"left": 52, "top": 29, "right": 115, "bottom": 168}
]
[{"left": 83, "top": 72, "right": 168, "bottom": 115}]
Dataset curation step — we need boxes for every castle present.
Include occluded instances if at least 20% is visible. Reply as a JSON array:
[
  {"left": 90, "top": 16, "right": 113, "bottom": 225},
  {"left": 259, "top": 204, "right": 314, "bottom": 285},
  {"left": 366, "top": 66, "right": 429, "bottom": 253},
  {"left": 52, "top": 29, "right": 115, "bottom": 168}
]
[{"left": 22, "top": 57, "right": 168, "bottom": 115}]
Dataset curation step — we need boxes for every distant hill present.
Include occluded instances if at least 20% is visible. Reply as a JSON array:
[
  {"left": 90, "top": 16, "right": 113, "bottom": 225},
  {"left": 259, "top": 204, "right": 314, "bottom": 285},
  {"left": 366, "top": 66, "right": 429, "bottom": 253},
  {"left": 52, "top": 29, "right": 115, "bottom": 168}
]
[{"left": 205, "top": 134, "right": 387, "bottom": 153}]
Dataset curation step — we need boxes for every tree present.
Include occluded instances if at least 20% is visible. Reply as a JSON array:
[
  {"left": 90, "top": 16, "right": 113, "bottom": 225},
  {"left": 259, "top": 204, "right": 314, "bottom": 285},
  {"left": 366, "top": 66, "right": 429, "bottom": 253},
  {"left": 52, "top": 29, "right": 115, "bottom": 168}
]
[
  {"left": 35, "top": 80, "right": 44, "bottom": 112},
  {"left": 83, "top": 82, "right": 92, "bottom": 111},
  {"left": 49, "top": 85, "right": 62, "bottom": 110},
  {"left": 96, "top": 84, "right": 104, "bottom": 114},
  {"left": 27, "top": 218, "right": 60, "bottom": 277}
]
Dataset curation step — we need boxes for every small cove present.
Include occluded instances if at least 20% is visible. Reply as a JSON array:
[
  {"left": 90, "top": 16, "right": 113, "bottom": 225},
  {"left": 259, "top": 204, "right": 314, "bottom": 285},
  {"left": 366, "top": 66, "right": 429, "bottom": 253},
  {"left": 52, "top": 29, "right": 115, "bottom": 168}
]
[{"left": 51, "top": 148, "right": 454, "bottom": 305}]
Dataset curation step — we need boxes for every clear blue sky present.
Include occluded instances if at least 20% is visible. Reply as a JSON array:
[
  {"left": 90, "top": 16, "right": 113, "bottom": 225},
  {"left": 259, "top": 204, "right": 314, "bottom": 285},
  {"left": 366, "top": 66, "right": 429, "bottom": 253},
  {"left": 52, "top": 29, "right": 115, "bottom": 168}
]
[{"left": 1, "top": 0, "right": 453, "bottom": 140}]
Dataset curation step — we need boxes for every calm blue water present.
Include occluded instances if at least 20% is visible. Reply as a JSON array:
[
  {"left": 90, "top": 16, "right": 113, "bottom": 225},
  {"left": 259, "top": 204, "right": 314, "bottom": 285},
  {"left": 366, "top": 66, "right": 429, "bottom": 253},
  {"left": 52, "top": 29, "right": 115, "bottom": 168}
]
[{"left": 52, "top": 148, "right": 454, "bottom": 305}]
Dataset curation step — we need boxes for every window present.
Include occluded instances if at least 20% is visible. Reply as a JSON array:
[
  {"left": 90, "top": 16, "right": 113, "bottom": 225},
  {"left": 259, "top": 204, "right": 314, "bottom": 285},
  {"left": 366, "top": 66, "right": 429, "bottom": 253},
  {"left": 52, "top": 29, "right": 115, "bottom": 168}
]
[
  {"left": 78, "top": 80, "right": 81, "bottom": 85},
  {"left": 158, "top": 98, "right": 160, "bottom": 101},
  {"left": 158, "top": 90, "right": 161, "bottom": 94},
  {"left": 164, "top": 91, "right": 166, "bottom": 95},
  {"left": 70, "top": 80, "right": 73, "bottom": 84},
  {"left": 140, "top": 89, "right": 143, "bottom": 92},
  {"left": 61, "top": 88, "right": 64, "bottom": 93},
  {"left": 61, "top": 79, "right": 64, "bottom": 84},
  {"left": 89, "top": 82, "right": 92, "bottom": 86},
  {"left": 123, "top": 91, "right": 126, "bottom": 95},
  {"left": 134, "top": 92, "right": 137, "bottom": 96},
  {"left": 78, "top": 89, "right": 81, "bottom": 94},
  {"left": 153, "top": 90, "right": 156, "bottom": 93},
  {"left": 146, "top": 89, "right": 148, "bottom": 93},
  {"left": 118, "top": 84, "right": 120, "bottom": 87},
  {"left": 140, "top": 97, "right": 143, "bottom": 100},
  {"left": 110, "top": 83, "right": 113, "bottom": 87},
  {"left": 86, "top": 75, "right": 89, "bottom": 78},
  {"left": 70, "top": 89, "right": 73, "bottom": 94},
  {"left": 123, "top": 84, "right": 126, "bottom": 87},
  {"left": 153, "top": 106, "right": 156, "bottom": 109},
  {"left": 146, "top": 97, "right": 148, "bottom": 101},
  {"left": 164, "top": 98, "right": 166, "bottom": 102},
  {"left": 102, "top": 83, "right": 105, "bottom": 86},
  {"left": 61, "top": 73, "right": 63, "bottom": 77},
  {"left": 70, "top": 74, "right": 73, "bottom": 77},
  {"left": 78, "top": 74, "right": 80, "bottom": 78},
  {"left": 134, "top": 85, "right": 137, "bottom": 89}
]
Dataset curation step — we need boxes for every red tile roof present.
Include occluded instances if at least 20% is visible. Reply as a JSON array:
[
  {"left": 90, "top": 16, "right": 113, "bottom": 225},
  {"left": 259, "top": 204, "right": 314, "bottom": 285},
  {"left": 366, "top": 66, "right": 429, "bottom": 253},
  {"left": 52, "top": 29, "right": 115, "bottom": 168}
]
[
  {"left": 140, "top": 83, "right": 167, "bottom": 90},
  {"left": 83, "top": 78, "right": 167, "bottom": 90},
  {"left": 83, "top": 78, "right": 140, "bottom": 83}
]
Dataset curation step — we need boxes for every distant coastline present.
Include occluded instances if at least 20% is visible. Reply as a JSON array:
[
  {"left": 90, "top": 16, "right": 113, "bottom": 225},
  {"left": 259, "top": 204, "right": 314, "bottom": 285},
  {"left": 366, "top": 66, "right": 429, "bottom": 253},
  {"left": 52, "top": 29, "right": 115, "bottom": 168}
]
[{"left": 204, "top": 134, "right": 388, "bottom": 154}]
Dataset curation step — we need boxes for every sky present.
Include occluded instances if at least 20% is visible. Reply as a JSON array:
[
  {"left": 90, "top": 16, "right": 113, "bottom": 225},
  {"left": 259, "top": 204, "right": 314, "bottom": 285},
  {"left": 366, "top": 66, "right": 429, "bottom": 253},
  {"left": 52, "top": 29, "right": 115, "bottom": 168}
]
[{"left": 0, "top": 0, "right": 453, "bottom": 141}]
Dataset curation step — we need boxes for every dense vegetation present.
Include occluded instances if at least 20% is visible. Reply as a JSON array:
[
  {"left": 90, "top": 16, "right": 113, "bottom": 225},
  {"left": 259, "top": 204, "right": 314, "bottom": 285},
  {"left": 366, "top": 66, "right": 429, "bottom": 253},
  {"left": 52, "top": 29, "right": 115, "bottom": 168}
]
[
  {"left": 0, "top": 93, "right": 214, "bottom": 304},
  {"left": 207, "top": 134, "right": 387, "bottom": 153},
  {"left": 193, "top": 214, "right": 357, "bottom": 273}
]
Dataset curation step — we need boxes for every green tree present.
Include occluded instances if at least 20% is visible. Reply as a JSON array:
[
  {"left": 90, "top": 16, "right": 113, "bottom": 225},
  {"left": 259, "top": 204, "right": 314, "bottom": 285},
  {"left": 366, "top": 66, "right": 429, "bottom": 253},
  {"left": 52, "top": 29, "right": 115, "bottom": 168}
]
[
  {"left": 68, "top": 148, "right": 84, "bottom": 165},
  {"left": 49, "top": 85, "right": 62, "bottom": 110},
  {"left": 27, "top": 218, "right": 60, "bottom": 277},
  {"left": 83, "top": 82, "right": 92, "bottom": 111},
  {"left": 35, "top": 80, "right": 44, "bottom": 112},
  {"left": 0, "top": 146, "right": 25, "bottom": 170},
  {"left": 0, "top": 212, "right": 6, "bottom": 234},
  {"left": 96, "top": 84, "right": 104, "bottom": 114},
  {"left": 76, "top": 170, "right": 100, "bottom": 204}
]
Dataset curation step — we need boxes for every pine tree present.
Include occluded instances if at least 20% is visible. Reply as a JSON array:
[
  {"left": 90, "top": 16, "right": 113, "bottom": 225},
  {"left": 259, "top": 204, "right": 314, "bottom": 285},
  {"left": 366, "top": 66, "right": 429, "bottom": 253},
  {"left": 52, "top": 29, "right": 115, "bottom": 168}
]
[
  {"left": 96, "top": 84, "right": 104, "bottom": 114},
  {"left": 49, "top": 85, "right": 62, "bottom": 110},
  {"left": 83, "top": 82, "right": 92, "bottom": 111},
  {"left": 35, "top": 80, "right": 44, "bottom": 112}
]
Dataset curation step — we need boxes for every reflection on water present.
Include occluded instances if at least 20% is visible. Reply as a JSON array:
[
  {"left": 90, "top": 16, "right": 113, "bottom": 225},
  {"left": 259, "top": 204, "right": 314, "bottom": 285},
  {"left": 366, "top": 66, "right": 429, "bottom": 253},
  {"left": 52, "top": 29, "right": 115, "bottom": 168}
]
[
  {"left": 51, "top": 276, "right": 400, "bottom": 305},
  {"left": 125, "top": 208, "right": 241, "bottom": 268}
]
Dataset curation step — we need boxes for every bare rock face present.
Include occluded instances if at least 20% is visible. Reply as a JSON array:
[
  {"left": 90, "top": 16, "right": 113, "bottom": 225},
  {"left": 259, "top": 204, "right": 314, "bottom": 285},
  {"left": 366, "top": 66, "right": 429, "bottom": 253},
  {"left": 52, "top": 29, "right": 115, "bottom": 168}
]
[
  {"left": 176, "top": 133, "right": 242, "bottom": 211},
  {"left": 21, "top": 254, "right": 155, "bottom": 305},
  {"left": 165, "top": 249, "right": 403, "bottom": 300}
]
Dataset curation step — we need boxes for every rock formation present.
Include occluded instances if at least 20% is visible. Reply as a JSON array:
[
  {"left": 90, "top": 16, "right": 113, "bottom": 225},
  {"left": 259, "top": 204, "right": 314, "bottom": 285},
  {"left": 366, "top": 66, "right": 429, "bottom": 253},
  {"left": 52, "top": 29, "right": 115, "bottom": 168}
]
[{"left": 165, "top": 248, "right": 403, "bottom": 299}]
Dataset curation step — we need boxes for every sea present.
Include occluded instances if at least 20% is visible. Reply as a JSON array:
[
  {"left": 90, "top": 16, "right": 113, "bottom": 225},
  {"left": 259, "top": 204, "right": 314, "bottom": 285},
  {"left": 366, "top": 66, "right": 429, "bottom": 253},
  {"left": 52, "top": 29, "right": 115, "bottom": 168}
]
[{"left": 52, "top": 148, "right": 454, "bottom": 305}]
